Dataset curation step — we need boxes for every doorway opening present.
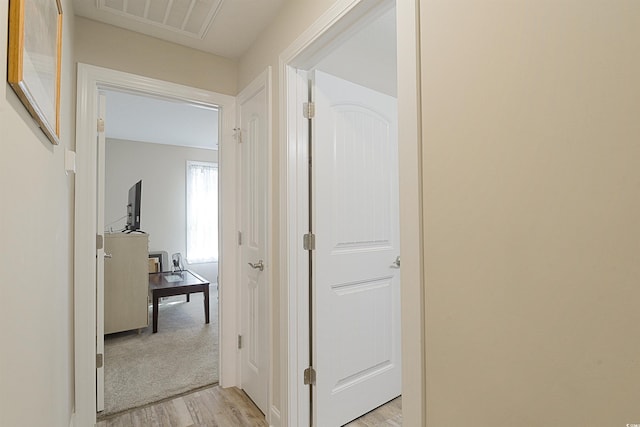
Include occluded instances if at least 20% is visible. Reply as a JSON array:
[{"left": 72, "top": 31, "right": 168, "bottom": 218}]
[
  {"left": 98, "top": 88, "right": 221, "bottom": 416},
  {"left": 73, "top": 64, "right": 239, "bottom": 427},
  {"left": 281, "top": 1, "right": 402, "bottom": 425}
]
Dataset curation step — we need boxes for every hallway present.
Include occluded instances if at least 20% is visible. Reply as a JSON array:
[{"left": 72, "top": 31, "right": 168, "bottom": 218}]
[{"left": 97, "top": 385, "right": 402, "bottom": 426}]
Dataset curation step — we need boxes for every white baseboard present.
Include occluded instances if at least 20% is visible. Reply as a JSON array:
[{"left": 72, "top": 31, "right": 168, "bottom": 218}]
[{"left": 269, "top": 405, "right": 281, "bottom": 427}]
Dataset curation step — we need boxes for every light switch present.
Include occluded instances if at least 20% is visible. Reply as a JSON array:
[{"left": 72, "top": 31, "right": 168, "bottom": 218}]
[{"left": 65, "top": 150, "right": 76, "bottom": 175}]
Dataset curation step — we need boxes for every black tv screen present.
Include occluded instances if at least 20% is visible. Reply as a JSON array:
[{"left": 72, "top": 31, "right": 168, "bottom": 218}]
[{"left": 126, "top": 180, "right": 142, "bottom": 231}]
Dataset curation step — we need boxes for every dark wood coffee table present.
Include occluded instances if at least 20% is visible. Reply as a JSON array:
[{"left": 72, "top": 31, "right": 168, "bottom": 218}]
[{"left": 149, "top": 270, "right": 210, "bottom": 333}]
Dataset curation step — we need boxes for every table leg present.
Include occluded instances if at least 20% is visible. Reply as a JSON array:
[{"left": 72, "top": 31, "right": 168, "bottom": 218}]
[
  {"left": 153, "top": 292, "right": 159, "bottom": 333},
  {"left": 204, "top": 284, "right": 210, "bottom": 324}
]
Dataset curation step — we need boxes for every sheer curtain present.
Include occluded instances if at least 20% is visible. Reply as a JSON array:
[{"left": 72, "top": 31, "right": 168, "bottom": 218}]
[{"left": 186, "top": 161, "right": 218, "bottom": 263}]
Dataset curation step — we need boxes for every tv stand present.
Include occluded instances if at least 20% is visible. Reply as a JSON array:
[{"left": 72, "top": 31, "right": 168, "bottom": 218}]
[
  {"left": 104, "top": 232, "right": 149, "bottom": 334},
  {"left": 123, "top": 229, "right": 146, "bottom": 234}
]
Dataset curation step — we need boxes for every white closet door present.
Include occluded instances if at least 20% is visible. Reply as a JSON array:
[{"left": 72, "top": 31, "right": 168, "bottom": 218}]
[
  {"left": 312, "top": 70, "right": 401, "bottom": 427},
  {"left": 238, "top": 76, "right": 269, "bottom": 414}
]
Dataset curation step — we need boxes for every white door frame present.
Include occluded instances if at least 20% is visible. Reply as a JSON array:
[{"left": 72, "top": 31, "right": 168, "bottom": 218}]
[
  {"left": 73, "top": 63, "right": 238, "bottom": 427},
  {"left": 96, "top": 93, "right": 106, "bottom": 413},
  {"left": 278, "top": 0, "right": 425, "bottom": 425},
  {"left": 236, "top": 67, "right": 274, "bottom": 421},
  {"left": 394, "top": 0, "right": 426, "bottom": 423}
]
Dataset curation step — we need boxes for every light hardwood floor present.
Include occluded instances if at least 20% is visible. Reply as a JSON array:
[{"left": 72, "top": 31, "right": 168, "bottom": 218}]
[
  {"left": 344, "top": 396, "right": 402, "bottom": 426},
  {"left": 97, "top": 385, "right": 401, "bottom": 427},
  {"left": 97, "top": 386, "right": 266, "bottom": 427}
]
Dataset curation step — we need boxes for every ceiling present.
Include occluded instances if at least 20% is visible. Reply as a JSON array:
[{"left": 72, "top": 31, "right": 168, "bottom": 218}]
[
  {"left": 73, "top": 0, "right": 286, "bottom": 58},
  {"left": 316, "top": 7, "right": 396, "bottom": 97},
  {"left": 104, "top": 90, "right": 219, "bottom": 149},
  {"left": 76, "top": 0, "right": 283, "bottom": 148},
  {"left": 89, "top": 1, "right": 396, "bottom": 151}
]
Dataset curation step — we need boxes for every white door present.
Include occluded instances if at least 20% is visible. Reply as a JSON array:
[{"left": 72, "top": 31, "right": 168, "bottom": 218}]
[
  {"left": 238, "top": 75, "right": 270, "bottom": 414},
  {"left": 96, "top": 93, "right": 107, "bottom": 412},
  {"left": 312, "top": 70, "right": 401, "bottom": 426}
]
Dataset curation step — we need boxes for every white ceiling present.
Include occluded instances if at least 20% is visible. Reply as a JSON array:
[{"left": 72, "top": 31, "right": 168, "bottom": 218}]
[
  {"left": 105, "top": 90, "right": 219, "bottom": 149},
  {"left": 77, "top": 0, "right": 269, "bottom": 149},
  {"left": 316, "top": 7, "right": 397, "bottom": 97},
  {"left": 73, "top": 0, "right": 286, "bottom": 58},
  {"left": 90, "top": 2, "right": 397, "bottom": 151}
]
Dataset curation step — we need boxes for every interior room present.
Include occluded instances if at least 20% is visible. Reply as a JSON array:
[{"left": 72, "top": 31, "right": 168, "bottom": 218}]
[
  {"left": 2, "top": 0, "right": 640, "bottom": 426},
  {"left": 100, "top": 89, "right": 220, "bottom": 415}
]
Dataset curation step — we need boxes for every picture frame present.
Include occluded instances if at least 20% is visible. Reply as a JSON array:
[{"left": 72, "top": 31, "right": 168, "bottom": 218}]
[
  {"left": 148, "top": 254, "right": 162, "bottom": 273},
  {"left": 7, "top": 0, "right": 63, "bottom": 145}
]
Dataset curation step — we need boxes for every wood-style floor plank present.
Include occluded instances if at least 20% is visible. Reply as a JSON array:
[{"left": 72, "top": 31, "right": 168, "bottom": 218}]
[
  {"left": 344, "top": 396, "right": 402, "bottom": 426},
  {"left": 183, "top": 388, "right": 240, "bottom": 426},
  {"left": 97, "top": 385, "right": 401, "bottom": 427}
]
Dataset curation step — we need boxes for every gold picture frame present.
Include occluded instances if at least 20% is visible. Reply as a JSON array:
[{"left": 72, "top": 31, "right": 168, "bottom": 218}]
[{"left": 8, "top": 0, "right": 63, "bottom": 145}]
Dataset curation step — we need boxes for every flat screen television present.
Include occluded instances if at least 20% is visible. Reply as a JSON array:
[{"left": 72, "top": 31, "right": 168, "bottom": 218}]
[{"left": 126, "top": 180, "right": 142, "bottom": 231}]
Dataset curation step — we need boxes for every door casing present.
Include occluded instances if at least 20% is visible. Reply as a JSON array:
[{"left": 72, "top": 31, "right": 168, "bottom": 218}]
[
  {"left": 96, "top": 92, "right": 106, "bottom": 413},
  {"left": 73, "top": 64, "right": 238, "bottom": 427}
]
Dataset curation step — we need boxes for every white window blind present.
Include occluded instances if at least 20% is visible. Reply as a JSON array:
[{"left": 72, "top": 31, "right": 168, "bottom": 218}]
[{"left": 186, "top": 161, "right": 218, "bottom": 263}]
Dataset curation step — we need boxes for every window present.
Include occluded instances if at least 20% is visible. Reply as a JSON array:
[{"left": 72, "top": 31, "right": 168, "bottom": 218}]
[{"left": 186, "top": 161, "right": 218, "bottom": 263}]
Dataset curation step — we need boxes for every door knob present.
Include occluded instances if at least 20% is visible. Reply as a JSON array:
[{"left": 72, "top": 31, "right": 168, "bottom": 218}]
[
  {"left": 104, "top": 253, "right": 113, "bottom": 259},
  {"left": 390, "top": 256, "right": 400, "bottom": 269},
  {"left": 248, "top": 260, "right": 264, "bottom": 271}
]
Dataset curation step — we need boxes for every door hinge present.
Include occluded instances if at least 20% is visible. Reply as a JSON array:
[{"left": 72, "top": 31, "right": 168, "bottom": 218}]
[
  {"left": 303, "top": 102, "right": 315, "bottom": 119},
  {"left": 304, "top": 367, "right": 316, "bottom": 385},
  {"left": 96, "top": 234, "right": 103, "bottom": 250},
  {"left": 97, "top": 118, "right": 105, "bottom": 133},
  {"left": 303, "top": 233, "right": 315, "bottom": 250},
  {"left": 233, "top": 127, "right": 242, "bottom": 143},
  {"left": 238, "top": 335, "right": 242, "bottom": 349},
  {"left": 238, "top": 231, "right": 243, "bottom": 246},
  {"left": 96, "top": 353, "right": 103, "bottom": 369}
]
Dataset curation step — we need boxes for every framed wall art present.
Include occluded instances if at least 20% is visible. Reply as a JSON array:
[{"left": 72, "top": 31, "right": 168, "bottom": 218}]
[{"left": 7, "top": 0, "right": 63, "bottom": 145}]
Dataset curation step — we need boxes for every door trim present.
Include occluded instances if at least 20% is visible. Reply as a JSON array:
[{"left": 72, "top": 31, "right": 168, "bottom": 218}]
[
  {"left": 73, "top": 63, "right": 238, "bottom": 427},
  {"left": 96, "top": 93, "right": 106, "bottom": 413},
  {"left": 395, "top": 0, "right": 427, "bottom": 423},
  {"left": 236, "top": 67, "right": 274, "bottom": 423}
]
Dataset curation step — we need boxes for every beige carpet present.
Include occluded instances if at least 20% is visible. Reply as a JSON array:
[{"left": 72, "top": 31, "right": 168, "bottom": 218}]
[{"left": 102, "top": 286, "right": 218, "bottom": 416}]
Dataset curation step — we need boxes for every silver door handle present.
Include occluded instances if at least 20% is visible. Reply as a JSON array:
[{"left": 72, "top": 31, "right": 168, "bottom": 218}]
[
  {"left": 248, "top": 260, "right": 264, "bottom": 271},
  {"left": 104, "top": 253, "right": 113, "bottom": 259},
  {"left": 390, "top": 256, "right": 400, "bottom": 269}
]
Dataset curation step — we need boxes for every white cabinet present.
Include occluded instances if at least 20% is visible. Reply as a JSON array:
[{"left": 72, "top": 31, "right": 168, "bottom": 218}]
[{"left": 104, "top": 233, "right": 149, "bottom": 334}]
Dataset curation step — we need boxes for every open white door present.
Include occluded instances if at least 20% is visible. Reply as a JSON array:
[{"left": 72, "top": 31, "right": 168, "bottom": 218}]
[
  {"left": 312, "top": 70, "right": 401, "bottom": 426},
  {"left": 96, "top": 92, "right": 107, "bottom": 413},
  {"left": 238, "top": 71, "right": 270, "bottom": 415}
]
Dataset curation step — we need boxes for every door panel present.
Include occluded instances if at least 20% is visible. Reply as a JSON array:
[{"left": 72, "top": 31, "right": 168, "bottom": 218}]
[
  {"left": 313, "top": 70, "right": 401, "bottom": 427},
  {"left": 239, "top": 81, "right": 269, "bottom": 414}
]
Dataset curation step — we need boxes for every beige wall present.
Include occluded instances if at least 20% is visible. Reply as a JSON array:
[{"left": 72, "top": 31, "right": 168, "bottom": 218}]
[
  {"left": 420, "top": 0, "right": 640, "bottom": 425},
  {"left": 0, "top": 0, "right": 76, "bottom": 426},
  {"left": 105, "top": 138, "right": 218, "bottom": 281},
  {"left": 238, "top": 0, "right": 337, "bottom": 89},
  {"left": 74, "top": 17, "right": 238, "bottom": 96}
]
